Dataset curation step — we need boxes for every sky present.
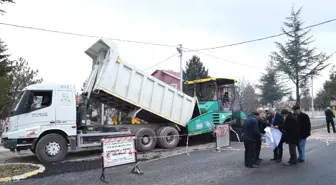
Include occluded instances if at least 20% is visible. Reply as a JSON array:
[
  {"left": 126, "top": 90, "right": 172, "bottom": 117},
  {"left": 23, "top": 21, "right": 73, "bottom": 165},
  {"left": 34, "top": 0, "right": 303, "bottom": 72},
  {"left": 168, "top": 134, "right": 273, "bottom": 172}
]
[{"left": 0, "top": 0, "right": 335, "bottom": 98}]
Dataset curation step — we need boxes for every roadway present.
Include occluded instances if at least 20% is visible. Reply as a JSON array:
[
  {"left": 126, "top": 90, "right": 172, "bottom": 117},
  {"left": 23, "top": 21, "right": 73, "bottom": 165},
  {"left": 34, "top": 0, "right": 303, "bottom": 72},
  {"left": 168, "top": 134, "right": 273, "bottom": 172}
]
[
  {"left": 311, "top": 117, "right": 327, "bottom": 126},
  {"left": 7, "top": 128, "right": 336, "bottom": 185}
]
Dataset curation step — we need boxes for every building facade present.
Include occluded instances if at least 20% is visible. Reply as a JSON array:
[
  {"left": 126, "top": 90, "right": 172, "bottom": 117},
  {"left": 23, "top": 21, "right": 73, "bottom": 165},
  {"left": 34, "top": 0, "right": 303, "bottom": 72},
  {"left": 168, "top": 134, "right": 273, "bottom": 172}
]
[{"left": 151, "top": 70, "right": 181, "bottom": 90}]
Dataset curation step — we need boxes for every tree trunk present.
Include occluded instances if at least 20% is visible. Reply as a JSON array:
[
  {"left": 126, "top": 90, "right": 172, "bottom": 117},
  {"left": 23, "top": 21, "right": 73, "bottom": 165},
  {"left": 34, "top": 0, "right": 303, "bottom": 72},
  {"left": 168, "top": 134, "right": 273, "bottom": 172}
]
[{"left": 296, "top": 82, "right": 300, "bottom": 106}]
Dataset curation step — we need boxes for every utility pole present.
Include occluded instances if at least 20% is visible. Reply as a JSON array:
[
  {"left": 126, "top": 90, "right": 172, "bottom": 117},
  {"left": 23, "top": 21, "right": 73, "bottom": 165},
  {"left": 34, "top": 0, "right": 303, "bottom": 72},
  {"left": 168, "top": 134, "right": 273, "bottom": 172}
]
[
  {"left": 311, "top": 76, "right": 314, "bottom": 119},
  {"left": 177, "top": 44, "right": 183, "bottom": 92}
]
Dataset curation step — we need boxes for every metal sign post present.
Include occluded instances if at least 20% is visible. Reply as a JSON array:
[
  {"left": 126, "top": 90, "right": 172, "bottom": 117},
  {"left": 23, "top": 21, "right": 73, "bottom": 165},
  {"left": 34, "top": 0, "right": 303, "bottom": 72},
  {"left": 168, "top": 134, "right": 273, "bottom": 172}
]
[{"left": 100, "top": 135, "right": 143, "bottom": 183}]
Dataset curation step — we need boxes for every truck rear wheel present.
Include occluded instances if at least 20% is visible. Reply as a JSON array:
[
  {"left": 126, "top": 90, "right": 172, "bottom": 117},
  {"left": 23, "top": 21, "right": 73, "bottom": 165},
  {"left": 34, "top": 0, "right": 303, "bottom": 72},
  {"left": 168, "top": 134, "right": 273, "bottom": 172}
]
[
  {"left": 35, "top": 134, "right": 68, "bottom": 163},
  {"left": 157, "top": 126, "right": 179, "bottom": 149},
  {"left": 135, "top": 128, "right": 157, "bottom": 152}
]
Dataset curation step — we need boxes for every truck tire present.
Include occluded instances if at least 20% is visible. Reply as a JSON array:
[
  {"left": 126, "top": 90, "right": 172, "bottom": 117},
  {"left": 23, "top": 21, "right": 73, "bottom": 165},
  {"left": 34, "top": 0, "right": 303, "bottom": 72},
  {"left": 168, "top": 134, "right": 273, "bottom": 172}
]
[
  {"left": 135, "top": 128, "right": 157, "bottom": 152},
  {"left": 155, "top": 127, "right": 165, "bottom": 147},
  {"left": 157, "top": 126, "right": 179, "bottom": 149},
  {"left": 35, "top": 134, "right": 68, "bottom": 163},
  {"left": 30, "top": 148, "right": 35, "bottom": 154}
]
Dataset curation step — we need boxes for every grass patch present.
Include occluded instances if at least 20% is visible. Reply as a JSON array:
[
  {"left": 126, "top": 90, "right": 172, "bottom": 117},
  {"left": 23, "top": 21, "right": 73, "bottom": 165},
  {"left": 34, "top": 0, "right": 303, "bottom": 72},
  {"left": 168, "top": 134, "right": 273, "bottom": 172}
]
[{"left": 0, "top": 164, "right": 38, "bottom": 178}]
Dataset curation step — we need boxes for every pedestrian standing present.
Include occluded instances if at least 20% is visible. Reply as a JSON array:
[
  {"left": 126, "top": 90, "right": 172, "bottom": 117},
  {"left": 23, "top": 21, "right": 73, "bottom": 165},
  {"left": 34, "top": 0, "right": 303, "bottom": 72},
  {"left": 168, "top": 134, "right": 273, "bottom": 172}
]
[
  {"left": 325, "top": 107, "right": 336, "bottom": 133},
  {"left": 266, "top": 110, "right": 274, "bottom": 125},
  {"left": 255, "top": 111, "right": 271, "bottom": 164},
  {"left": 292, "top": 105, "right": 311, "bottom": 163},
  {"left": 270, "top": 110, "right": 285, "bottom": 163},
  {"left": 275, "top": 109, "right": 299, "bottom": 166},
  {"left": 242, "top": 112, "right": 262, "bottom": 168}
]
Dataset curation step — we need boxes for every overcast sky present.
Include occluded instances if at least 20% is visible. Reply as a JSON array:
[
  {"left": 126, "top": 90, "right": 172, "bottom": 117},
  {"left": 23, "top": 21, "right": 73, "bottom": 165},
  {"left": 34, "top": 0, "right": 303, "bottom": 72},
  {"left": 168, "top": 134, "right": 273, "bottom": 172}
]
[{"left": 1, "top": 0, "right": 335, "bottom": 98}]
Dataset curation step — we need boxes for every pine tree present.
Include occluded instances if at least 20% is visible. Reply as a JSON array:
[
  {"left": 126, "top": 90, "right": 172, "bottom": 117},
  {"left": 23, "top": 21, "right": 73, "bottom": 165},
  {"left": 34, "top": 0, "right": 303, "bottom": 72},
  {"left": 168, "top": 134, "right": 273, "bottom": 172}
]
[
  {"left": 288, "top": 95, "right": 295, "bottom": 101},
  {"left": 257, "top": 61, "right": 290, "bottom": 107},
  {"left": 314, "top": 66, "right": 336, "bottom": 108},
  {"left": 183, "top": 55, "right": 210, "bottom": 94},
  {"left": 0, "top": 39, "right": 12, "bottom": 76},
  {"left": 183, "top": 55, "right": 209, "bottom": 81},
  {"left": 0, "top": 0, "right": 14, "bottom": 15},
  {"left": 270, "top": 7, "right": 332, "bottom": 105},
  {"left": 0, "top": 39, "right": 13, "bottom": 118},
  {"left": 300, "top": 87, "right": 311, "bottom": 110}
]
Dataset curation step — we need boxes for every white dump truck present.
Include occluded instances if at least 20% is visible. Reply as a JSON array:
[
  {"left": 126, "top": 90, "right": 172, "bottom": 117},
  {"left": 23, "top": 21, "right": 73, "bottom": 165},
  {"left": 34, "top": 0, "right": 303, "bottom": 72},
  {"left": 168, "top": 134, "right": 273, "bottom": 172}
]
[{"left": 1, "top": 38, "right": 245, "bottom": 163}]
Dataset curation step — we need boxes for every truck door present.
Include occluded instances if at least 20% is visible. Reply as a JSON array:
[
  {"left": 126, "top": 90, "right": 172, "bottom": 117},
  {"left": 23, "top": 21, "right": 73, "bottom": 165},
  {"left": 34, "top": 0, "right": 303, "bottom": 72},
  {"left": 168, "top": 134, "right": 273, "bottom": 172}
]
[
  {"left": 18, "top": 90, "right": 56, "bottom": 133},
  {"left": 55, "top": 86, "right": 76, "bottom": 126}
]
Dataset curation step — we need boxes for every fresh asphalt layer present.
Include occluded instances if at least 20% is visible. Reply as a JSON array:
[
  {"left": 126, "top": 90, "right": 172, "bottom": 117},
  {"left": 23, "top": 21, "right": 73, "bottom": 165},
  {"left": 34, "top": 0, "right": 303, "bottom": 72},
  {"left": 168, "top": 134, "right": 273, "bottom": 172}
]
[
  {"left": 8, "top": 138, "right": 336, "bottom": 185},
  {"left": 0, "top": 118, "right": 332, "bottom": 184}
]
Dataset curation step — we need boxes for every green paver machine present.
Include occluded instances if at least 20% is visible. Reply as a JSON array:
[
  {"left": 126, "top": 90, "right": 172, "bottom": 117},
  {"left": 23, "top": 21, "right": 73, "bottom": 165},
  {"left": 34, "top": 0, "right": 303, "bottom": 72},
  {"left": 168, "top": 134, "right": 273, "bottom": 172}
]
[{"left": 184, "top": 78, "right": 246, "bottom": 140}]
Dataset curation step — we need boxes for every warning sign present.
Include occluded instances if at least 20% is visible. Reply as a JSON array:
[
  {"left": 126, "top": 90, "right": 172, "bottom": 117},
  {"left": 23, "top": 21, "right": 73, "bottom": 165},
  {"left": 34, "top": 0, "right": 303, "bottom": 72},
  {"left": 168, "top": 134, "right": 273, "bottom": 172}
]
[
  {"left": 101, "top": 136, "right": 136, "bottom": 168},
  {"left": 215, "top": 124, "right": 230, "bottom": 148},
  {"left": 100, "top": 135, "right": 142, "bottom": 183}
]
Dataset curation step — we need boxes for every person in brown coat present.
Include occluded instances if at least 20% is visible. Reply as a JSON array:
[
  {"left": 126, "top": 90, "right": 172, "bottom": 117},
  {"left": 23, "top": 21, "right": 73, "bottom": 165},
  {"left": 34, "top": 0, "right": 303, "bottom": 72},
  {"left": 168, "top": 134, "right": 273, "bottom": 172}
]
[{"left": 274, "top": 109, "right": 299, "bottom": 166}]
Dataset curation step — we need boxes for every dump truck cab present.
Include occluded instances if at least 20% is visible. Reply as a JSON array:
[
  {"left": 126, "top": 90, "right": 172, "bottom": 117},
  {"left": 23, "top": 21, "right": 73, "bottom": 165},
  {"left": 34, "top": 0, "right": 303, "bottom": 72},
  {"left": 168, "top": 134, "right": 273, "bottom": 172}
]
[
  {"left": 184, "top": 78, "right": 246, "bottom": 136},
  {"left": 1, "top": 83, "right": 77, "bottom": 152}
]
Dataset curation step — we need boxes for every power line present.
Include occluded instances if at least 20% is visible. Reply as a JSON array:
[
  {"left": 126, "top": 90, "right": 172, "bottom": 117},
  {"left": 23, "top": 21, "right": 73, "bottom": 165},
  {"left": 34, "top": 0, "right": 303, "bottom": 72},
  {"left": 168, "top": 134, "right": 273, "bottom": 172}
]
[
  {"left": 191, "top": 18, "right": 336, "bottom": 51},
  {"left": 184, "top": 48, "right": 263, "bottom": 69},
  {"left": 0, "top": 22, "right": 177, "bottom": 48},
  {"left": 0, "top": 22, "right": 262, "bottom": 70},
  {"left": 143, "top": 53, "right": 179, "bottom": 70}
]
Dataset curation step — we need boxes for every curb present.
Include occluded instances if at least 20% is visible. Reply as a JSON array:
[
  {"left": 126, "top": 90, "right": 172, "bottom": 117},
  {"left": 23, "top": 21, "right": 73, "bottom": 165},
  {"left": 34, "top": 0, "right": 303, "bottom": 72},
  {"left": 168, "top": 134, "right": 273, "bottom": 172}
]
[
  {"left": 0, "top": 163, "right": 45, "bottom": 183},
  {"left": 312, "top": 124, "right": 326, "bottom": 130}
]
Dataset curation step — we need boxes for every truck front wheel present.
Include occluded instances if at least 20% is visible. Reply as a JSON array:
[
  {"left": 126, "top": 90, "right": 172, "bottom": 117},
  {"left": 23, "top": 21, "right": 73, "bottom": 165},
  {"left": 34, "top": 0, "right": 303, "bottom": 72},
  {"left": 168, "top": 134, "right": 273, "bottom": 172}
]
[
  {"left": 157, "top": 126, "right": 179, "bottom": 149},
  {"left": 35, "top": 134, "right": 68, "bottom": 163}
]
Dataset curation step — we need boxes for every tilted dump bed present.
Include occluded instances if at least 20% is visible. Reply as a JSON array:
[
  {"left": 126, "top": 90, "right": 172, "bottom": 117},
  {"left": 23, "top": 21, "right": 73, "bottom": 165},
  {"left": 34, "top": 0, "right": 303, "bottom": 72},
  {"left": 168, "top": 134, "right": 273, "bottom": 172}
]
[{"left": 82, "top": 38, "right": 201, "bottom": 127}]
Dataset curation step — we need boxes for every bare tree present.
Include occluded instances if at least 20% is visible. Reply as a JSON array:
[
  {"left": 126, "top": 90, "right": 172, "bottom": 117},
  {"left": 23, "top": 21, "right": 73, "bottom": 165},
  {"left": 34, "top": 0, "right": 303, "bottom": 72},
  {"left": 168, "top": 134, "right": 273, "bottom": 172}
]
[{"left": 236, "top": 77, "right": 260, "bottom": 114}]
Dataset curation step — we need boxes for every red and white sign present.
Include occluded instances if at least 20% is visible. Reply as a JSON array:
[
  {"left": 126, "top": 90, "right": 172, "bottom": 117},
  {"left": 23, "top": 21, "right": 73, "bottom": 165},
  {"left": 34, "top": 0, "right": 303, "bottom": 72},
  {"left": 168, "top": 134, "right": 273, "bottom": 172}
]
[
  {"left": 215, "top": 124, "right": 229, "bottom": 138},
  {"left": 101, "top": 136, "right": 137, "bottom": 168},
  {"left": 215, "top": 124, "right": 230, "bottom": 148}
]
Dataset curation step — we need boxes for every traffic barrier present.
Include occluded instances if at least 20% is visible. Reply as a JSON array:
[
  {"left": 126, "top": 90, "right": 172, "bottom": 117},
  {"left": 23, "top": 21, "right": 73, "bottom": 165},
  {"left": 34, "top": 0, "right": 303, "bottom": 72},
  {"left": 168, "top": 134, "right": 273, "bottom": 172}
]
[{"left": 100, "top": 135, "right": 143, "bottom": 183}]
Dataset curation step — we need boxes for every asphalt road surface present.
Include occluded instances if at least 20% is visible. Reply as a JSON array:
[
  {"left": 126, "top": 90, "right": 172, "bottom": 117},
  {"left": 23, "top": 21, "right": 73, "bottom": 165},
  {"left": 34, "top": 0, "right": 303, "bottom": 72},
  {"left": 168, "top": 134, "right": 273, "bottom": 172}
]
[
  {"left": 311, "top": 118, "right": 328, "bottom": 126},
  {"left": 9, "top": 133, "right": 336, "bottom": 185}
]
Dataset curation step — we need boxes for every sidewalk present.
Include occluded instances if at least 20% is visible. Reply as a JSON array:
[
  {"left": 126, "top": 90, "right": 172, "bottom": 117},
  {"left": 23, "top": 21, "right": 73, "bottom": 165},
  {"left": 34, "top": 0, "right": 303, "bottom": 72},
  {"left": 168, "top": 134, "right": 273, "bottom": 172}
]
[
  {"left": 310, "top": 116, "right": 325, "bottom": 119},
  {"left": 309, "top": 127, "right": 336, "bottom": 143}
]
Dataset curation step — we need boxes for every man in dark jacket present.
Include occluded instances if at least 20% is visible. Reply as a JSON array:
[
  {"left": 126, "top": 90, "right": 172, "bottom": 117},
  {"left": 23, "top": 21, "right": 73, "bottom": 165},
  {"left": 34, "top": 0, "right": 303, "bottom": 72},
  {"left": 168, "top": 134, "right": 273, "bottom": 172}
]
[
  {"left": 292, "top": 105, "right": 311, "bottom": 163},
  {"left": 255, "top": 114, "right": 271, "bottom": 164},
  {"left": 265, "top": 110, "right": 274, "bottom": 124},
  {"left": 275, "top": 109, "right": 299, "bottom": 165},
  {"left": 270, "top": 110, "right": 285, "bottom": 162},
  {"left": 242, "top": 112, "right": 262, "bottom": 168},
  {"left": 325, "top": 107, "right": 336, "bottom": 133}
]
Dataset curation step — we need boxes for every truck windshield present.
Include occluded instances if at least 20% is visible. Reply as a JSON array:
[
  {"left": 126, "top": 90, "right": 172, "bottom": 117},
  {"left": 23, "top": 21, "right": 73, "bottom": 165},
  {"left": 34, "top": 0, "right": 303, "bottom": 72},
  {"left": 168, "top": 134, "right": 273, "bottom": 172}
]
[
  {"left": 11, "top": 90, "right": 26, "bottom": 113},
  {"left": 196, "top": 83, "right": 217, "bottom": 101},
  {"left": 184, "top": 82, "right": 217, "bottom": 102}
]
